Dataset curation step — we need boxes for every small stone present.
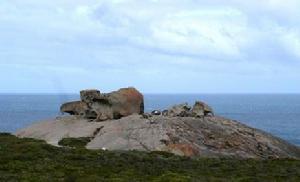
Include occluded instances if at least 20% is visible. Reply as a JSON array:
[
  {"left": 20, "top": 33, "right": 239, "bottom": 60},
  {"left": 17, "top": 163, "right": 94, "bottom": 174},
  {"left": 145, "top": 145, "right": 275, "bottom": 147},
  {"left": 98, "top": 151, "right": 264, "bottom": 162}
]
[
  {"left": 150, "top": 120, "right": 157, "bottom": 124},
  {"left": 162, "top": 110, "right": 169, "bottom": 116},
  {"left": 141, "top": 113, "right": 152, "bottom": 119}
]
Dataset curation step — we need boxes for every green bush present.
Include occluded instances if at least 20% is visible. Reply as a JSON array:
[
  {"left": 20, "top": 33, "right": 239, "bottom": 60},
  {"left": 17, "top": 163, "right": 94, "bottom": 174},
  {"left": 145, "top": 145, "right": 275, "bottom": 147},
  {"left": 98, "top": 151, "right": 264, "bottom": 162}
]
[
  {"left": 58, "top": 137, "right": 92, "bottom": 149},
  {"left": 0, "top": 133, "right": 299, "bottom": 181}
]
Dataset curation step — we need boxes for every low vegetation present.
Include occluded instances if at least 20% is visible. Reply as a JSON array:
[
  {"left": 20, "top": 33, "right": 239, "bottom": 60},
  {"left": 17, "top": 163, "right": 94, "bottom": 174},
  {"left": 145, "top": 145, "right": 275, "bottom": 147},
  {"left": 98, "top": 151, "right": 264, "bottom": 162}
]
[
  {"left": 0, "top": 133, "right": 300, "bottom": 181},
  {"left": 58, "top": 137, "right": 92, "bottom": 149}
]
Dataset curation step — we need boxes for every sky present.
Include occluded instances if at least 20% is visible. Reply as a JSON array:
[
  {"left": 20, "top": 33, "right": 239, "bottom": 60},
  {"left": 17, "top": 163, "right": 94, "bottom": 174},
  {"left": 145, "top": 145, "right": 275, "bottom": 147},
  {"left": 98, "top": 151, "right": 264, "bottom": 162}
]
[{"left": 0, "top": 0, "right": 300, "bottom": 94}]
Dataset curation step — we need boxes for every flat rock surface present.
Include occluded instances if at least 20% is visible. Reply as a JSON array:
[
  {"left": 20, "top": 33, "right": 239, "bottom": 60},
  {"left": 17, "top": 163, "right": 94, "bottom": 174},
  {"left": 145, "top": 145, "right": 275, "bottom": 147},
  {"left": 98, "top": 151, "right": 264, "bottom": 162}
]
[{"left": 15, "top": 115, "right": 300, "bottom": 159}]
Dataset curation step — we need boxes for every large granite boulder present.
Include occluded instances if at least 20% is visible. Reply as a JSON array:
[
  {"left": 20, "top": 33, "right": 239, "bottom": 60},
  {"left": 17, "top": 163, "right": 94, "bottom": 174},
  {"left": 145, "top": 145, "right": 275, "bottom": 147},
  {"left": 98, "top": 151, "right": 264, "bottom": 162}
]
[
  {"left": 16, "top": 114, "right": 300, "bottom": 159},
  {"left": 106, "top": 87, "right": 144, "bottom": 118},
  {"left": 60, "top": 87, "right": 144, "bottom": 121}
]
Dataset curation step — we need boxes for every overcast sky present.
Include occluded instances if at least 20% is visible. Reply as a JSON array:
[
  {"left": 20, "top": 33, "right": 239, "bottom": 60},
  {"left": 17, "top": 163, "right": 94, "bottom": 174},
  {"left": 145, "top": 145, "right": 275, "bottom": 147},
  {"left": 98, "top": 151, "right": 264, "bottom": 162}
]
[{"left": 0, "top": 0, "right": 300, "bottom": 93}]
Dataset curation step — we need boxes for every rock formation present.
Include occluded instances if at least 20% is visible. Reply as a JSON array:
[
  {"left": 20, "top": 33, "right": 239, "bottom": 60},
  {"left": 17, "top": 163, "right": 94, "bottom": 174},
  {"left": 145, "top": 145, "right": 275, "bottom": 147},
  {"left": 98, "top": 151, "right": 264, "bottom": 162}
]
[
  {"left": 152, "top": 102, "right": 214, "bottom": 117},
  {"left": 60, "top": 87, "right": 144, "bottom": 121},
  {"left": 60, "top": 101, "right": 88, "bottom": 116},
  {"left": 16, "top": 87, "right": 300, "bottom": 159}
]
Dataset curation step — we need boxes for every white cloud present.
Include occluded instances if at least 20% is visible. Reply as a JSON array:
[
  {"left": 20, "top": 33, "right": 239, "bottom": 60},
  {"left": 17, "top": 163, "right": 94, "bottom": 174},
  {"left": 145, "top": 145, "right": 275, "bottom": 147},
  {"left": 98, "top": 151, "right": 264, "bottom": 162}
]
[
  {"left": 281, "top": 30, "right": 300, "bottom": 58},
  {"left": 145, "top": 8, "right": 247, "bottom": 58},
  {"left": 1, "top": 0, "right": 299, "bottom": 60},
  {"left": 0, "top": 0, "right": 300, "bottom": 93}
]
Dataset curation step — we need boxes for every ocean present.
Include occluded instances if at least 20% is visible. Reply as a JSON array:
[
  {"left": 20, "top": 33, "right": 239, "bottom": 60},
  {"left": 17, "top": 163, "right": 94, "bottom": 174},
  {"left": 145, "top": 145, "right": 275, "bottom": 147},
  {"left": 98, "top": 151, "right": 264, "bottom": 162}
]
[{"left": 0, "top": 94, "right": 299, "bottom": 146}]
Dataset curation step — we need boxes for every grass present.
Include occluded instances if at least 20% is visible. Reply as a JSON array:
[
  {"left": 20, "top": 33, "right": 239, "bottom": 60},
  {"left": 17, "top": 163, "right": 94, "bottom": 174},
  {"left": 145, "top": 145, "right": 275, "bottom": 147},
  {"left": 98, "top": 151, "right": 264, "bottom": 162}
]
[{"left": 0, "top": 133, "right": 300, "bottom": 181}]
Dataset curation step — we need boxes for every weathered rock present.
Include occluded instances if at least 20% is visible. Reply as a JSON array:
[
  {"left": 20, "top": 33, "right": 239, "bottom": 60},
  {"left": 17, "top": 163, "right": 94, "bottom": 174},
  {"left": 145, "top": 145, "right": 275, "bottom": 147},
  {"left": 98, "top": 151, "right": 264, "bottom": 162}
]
[
  {"left": 167, "top": 103, "right": 192, "bottom": 117},
  {"left": 191, "top": 101, "right": 214, "bottom": 117},
  {"left": 106, "top": 87, "right": 144, "bottom": 118},
  {"left": 88, "top": 98, "right": 114, "bottom": 121},
  {"left": 162, "top": 110, "right": 169, "bottom": 116},
  {"left": 60, "top": 101, "right": 88, "bottom": 116},
  {"left": 15, "top": 115, "right": 300, "bottom": 159},
  {"left": 165, "top": 102, "right": 214, "bottom": 118},
  {"left": 80, "top": 89, "right": 101, "bottom": 104},
  {"left": 191, "top": 102, "right": 204, "bottom": 117},
  {"left": 60, "top": 87, "right": 144, "bottom": 121},
  {"left": 141, "top": 113, "right": 152, "bottom": 119}
]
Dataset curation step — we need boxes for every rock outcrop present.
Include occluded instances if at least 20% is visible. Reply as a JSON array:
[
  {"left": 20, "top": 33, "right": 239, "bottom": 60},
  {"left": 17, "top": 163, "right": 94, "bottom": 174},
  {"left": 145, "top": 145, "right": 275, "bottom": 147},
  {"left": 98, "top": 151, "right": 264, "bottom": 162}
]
[
  {"left": 192, "top": 101, "right": 214, "bottom": 117},
  {"left": 15, "top": 87, "right": 300, "bottom": 159},
  {"left": 16, "top": 115, "right": 300, "bottom": 159},
  {"left": 60, "top": 87, "right": 144, "bottom": 121},
  {"left": 60, "top": 101, "right": 88, "bottom": 116},
  {"left": 151, "top": 102, "right": 214, "bottom": 117}
]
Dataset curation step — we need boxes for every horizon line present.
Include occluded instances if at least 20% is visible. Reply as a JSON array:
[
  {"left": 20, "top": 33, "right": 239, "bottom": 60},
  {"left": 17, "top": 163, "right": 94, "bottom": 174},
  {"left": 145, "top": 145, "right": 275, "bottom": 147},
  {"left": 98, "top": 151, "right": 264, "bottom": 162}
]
[{"left": 0, "top": 92, "right": 300, "bottom": 95}]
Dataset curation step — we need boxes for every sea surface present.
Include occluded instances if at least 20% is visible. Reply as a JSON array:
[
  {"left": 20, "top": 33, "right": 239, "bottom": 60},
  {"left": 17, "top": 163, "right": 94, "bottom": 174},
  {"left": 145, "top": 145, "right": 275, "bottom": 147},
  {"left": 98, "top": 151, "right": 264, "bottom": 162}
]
[{"left": 0, "top": 94, "right": 299, "bottom": 146}]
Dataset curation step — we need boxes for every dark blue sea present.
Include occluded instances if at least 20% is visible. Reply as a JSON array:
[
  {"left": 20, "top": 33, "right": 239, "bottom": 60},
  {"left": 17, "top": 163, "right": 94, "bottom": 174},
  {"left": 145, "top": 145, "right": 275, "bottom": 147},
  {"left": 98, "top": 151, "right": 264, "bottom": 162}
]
[{"left": 0, "top": 94, "right": 299, "bottom": 146}]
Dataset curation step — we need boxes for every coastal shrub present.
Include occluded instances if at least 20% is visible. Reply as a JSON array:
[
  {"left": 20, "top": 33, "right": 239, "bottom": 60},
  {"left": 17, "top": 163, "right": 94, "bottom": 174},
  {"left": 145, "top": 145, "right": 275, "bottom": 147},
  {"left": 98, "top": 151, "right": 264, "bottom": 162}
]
[
  {"left": 58, "top": 137, "right": 92, "bottom": 149},
  {"left": 0, "top": 133, "right": 300, "bottom": 181}
]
